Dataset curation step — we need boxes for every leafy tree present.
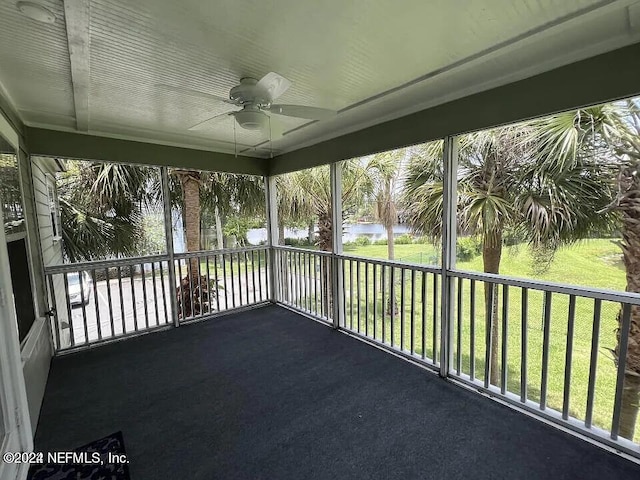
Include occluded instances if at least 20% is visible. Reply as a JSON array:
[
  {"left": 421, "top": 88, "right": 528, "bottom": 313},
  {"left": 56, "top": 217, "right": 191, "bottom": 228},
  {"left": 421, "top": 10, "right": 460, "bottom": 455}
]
[
  {"left": 531, "top": 100, "right": 640, "bottom": 440},
  {"left": 58, "top": 161, "right": 152, "bottom": 262},
  {"left": 403, "top": 128, "right": 615, "bottom": 385}
]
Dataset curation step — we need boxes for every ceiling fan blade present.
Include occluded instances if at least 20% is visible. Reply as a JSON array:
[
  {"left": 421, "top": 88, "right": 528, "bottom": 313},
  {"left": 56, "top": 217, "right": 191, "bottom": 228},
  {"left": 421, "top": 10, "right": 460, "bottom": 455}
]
[
  {"left": 156, "top": 84, "right": 235, "bottom": 105},
  {"left": 256, "top": 72, "right": 292, "bottom": 101},
  {"left": 187, "top": 111, "right": 235, "bottom": 130},
  {"left": 268, "top": 104, "right": 337, "bottom": 121}
]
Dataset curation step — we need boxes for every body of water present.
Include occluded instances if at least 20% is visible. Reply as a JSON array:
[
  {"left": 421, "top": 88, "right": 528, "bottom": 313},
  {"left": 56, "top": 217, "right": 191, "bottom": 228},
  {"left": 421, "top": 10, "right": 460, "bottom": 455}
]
[{"left": 246, "top": 223, "right": 410, "bottom": 245}]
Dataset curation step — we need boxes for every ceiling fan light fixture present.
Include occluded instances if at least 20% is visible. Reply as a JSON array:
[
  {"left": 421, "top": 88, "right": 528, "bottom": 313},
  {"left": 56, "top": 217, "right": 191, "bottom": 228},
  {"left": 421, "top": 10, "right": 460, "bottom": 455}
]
[
  {"left": 234, "top": 108, "right": 268, "bottom": 131},
  {"left": 16, "top": 1, "right": 56, "bottom": 24}
]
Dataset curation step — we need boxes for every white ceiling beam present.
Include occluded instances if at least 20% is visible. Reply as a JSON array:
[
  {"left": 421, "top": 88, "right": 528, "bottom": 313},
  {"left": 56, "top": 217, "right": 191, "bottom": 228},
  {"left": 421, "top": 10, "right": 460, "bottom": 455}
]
[{"left": 63, "top": 0, "right": 90, "bottom": 132}]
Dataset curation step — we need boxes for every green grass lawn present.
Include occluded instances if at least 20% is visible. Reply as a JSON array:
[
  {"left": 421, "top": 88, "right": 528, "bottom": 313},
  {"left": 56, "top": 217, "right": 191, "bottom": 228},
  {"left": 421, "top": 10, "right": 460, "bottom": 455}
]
[{"left": 330, "top": 239, "right": 637, "bottom": 442}]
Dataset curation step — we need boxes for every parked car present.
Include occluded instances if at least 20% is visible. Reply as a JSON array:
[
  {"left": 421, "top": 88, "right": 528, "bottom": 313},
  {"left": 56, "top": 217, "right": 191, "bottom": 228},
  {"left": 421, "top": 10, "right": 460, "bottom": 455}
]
[{"left": 67, "top": 272, "right": 93, "bottom": 307}]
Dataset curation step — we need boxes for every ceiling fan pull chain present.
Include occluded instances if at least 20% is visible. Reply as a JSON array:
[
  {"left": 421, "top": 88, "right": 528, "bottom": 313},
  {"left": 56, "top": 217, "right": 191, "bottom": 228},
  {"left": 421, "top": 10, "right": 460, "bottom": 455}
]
[
  {"left": 269, "top": 116, "right": 273, "bottom": 159},
  {"left": 233, "top": 118, "right": 237, "bottom": 158}
]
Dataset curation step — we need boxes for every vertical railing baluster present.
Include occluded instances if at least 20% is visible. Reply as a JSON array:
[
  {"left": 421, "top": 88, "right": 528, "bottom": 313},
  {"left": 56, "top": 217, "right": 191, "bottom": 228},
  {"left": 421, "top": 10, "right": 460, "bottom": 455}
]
[
  {"left": 501, "top": 284, "right": 509, "bottom": 394},
  {"left": 410, "top": 269, "right": 416, "bottom": 355},
  {"left": 457, "top": 277, "right": 463, "bottom": 376},
  {"left": 230, "top": 253, "right": 236, "bottom": 308},
  {"left": 520, "top": 288, "right": 528, "bottom": 402},
  {"left": 365, "top": 262, "right": 370, "bottom": 337},
  {"left": 307, "top": 252, "right": 312, "bottom": 311},
  {"left": 349, "top": 259, "right": 354, "bottom": 329},
  {"left": 381, "top": 265, "right": 386, "bottom": 344},
  {"left": 314, "top": 254, "right": 319, "bottom": 314},
  {"left": 484, "top": 281, "right": 494, "bottom": 389},
  {"left": 257, "top": 250, "right": 263, "bottom": 303},
  {"left": 562, "top": 295, "right": 576, "bottom": 420},
  {"left": 159, "top": 261, "right": 168, "bottom": 325},
  {"left": 540, "top": 291, "right": 553, "bottom": 410},
  {"left": 390, "top": 266, "right": 396, "bottom": 347},
  {"left": 433, "top": 275, "right": 438, "bottom": 366},
  {"left": 244, "top": 250, "right": 250, "bottom": 307},
  {"left": 470, "top": 279, "right": 476, "bottom": 380},
  {"left": 421, "top": 272, "right": 427, "bottom": 360},
  {"left": 356, "top": 261, "right": 362, "bottom": 333},
  {"left": 373, "top": 264, "right": 378, "bottom": 340},
  {"left": 251, "top": 250, "right": 257, "bottom": 304},
  {"left": 196, "top": 255, "right": 203, "bottom": 315},
  {"left": 78, "top": 270, "right": 89, "bottom": 344},
  {"left": 177, "top": 259, "right": 185, "bottom": 320},
  {"left": 151, "top": 262, "right": 160, "bottom": 324},
  {"left": 62, "top": 274, "right": 76, "bottom": 347},
  {"left": 214, "top": 254, "right": 221, "bottom": 311},
  {"left": 106, "top": 268, "right": 116, "bottom": 335},
  {"left": 141, "top": 263, "right": 149, "bottom": 328},
  {"left": 186, "top": 259, "right": 194, "bottom": 319},
  {"left": 585, "top": 299, "right": 602, "bottom": 428},
  {"left": 205, "top": 256, "right": 211, "bottom": 313},
  {"left": 91, "top": 269, "right": 102, "bottom": 340},
  {"left": 400, "top": 268, "right": 405, "bottom": 350},
  {"left": 117, "top": 266, "right": 126, "bottom": 331},
  {"left": 611, "top": 303, "right": 632, "bottom": 440}
]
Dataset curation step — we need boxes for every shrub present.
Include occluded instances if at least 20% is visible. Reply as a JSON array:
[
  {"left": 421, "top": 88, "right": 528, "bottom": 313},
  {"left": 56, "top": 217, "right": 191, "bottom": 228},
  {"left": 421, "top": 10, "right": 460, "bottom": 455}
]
[
  {"left": 395, "top": 234, "right": 413, "bottom": 245},
  {"left": 456, "top": 236, "right": 482, "bottom": 261},
  {"left": 284, "top": 237, "right": 314, "bottom": 247},
  {"left": 373, "top": 239, "right": 387, "bottom": 245},
  {"left": 354, "top": 236, "right": 371, "bottom": 246}
]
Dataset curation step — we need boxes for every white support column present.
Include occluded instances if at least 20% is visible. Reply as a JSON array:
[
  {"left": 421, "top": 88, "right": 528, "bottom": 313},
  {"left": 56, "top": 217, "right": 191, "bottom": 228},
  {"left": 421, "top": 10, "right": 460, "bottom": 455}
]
[
  {"left": 440, "top": 135, "right": 459, "bottom": 377},
  {"left": 160, "top": 166, "right": 179, "bottom": 327},
  {"left": 264, "top": 175, "right": 279, "bottom": 302},
  {"left": 330, "top": 162, "right": 345, "bottom": 329}
]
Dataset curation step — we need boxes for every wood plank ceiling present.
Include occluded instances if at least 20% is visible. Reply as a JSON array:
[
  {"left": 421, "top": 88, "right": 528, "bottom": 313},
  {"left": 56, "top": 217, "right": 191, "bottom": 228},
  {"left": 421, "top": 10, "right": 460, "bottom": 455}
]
[{"left": 0, "top": 0, "right": 639, "bottom": 159}]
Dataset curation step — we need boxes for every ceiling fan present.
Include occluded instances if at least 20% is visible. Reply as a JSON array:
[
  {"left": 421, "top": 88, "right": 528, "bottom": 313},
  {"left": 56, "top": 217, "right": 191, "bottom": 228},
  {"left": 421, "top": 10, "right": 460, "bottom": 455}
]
[{"left": 159, "top": 72, "right": 337, "bottom": 139}]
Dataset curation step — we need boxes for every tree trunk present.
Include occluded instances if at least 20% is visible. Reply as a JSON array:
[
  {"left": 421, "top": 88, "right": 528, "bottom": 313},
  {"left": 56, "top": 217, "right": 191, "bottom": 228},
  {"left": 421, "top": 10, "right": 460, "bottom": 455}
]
[
  {"left": 385, "top": 224, "right": 398, "bottom": 316},
  {"left": 616, "top": 164, "right": 640, "bottom": 440},
  {"left": 214, "top": 205, "right": 224, "bottom": 250},
  {"left": 308, "top": 221, "right": 314, "bottom": 244},
  {"left": 317, "top": 210, "right": 333, "bottom": 317},
  {"left": 175, "top": 172, "right": 208, "bottom": 319},
  {"left": 386, "top": 225, "right": 395, "bottom": 261},
  {"left": 278, "top": 223, "right": 285, "bottom": 246},
  {"left": 483, "top": 229, "right": 502, "bottom": 387}
]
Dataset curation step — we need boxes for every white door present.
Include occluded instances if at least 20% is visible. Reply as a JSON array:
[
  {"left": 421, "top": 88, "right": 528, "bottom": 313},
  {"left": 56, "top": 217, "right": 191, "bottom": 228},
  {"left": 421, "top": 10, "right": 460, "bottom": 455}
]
[{"left": 0, "top": 120, "right": 33, "bottom": 480}]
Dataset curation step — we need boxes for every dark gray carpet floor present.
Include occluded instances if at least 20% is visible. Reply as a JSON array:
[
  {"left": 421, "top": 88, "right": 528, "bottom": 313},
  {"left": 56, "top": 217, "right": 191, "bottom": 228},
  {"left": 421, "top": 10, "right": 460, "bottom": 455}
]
[{"left": 35, "top": 305, "right": 640, "bottom": 479}]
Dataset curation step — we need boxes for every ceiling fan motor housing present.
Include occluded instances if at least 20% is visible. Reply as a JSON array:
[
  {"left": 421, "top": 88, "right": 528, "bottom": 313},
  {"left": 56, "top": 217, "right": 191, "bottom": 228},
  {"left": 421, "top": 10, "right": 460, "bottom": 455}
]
[{"left": 229, "top": 77, "right": 270, "bottom": 106}]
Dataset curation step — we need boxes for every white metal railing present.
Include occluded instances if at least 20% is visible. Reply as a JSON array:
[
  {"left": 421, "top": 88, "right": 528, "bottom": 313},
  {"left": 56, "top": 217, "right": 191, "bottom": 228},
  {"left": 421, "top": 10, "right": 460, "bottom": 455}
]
[
  {"left": 174, "top": 246, "right": 270, "bottom": 323},
  {"left": 273, "top": 248, "right": 640, "bottom": 458},
  {"left": 43, "top": 246, "right": 270, "bottom": 351},
  {"left": 273, "top": 246, "right": 333, "bottom": 323},
  {"left": 44, "top": 240, "right": 640, "bottom": 457}
]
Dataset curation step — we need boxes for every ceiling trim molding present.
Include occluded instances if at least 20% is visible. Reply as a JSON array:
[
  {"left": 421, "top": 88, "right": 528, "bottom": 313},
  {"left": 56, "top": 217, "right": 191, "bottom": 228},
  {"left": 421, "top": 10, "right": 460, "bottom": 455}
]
[
  {"left": 26, "top": 127, "right": 268, "bottom": 175},
  {"left": 269, "top": 41, "right": 640, "bottom": 175},
  {"left": 63, "top": 0, "right": 90, "bottom": 131}
]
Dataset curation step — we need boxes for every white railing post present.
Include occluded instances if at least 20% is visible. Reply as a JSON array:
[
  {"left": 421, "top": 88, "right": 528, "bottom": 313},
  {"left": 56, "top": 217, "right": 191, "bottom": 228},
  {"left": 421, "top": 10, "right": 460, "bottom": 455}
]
[
  {"left": 160, "top": 166, "right": 179, "bottom": 327},
  {"left": 264, "top": 175, "right": 279, "bottom": 302},
  {"left": 330, "top": 162, "right": 345, "bottom": 329},
  {"left": 440, "top": 136, "right": 458, "bottom": 377}
]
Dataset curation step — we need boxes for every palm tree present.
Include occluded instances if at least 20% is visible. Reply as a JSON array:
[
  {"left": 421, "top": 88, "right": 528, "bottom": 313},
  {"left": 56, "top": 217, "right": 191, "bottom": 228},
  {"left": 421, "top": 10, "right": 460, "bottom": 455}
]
[
  {"left": 369, "top": 149, "right": 406, "bottom": 261},
  {"left": 531, "top": 100, "right": 640, "bottom": 440},
  {"left": 403, "top": 127, "right": 615, "bottom": 385},
  {"left": 285, "top": 162, "right": 374, "bottom": 313},
  {"left": 275, "top": 174, "right": 314, "bottom": 245},
  {"left": 57, "top": 161, "right": 152, "bottom": 262}
]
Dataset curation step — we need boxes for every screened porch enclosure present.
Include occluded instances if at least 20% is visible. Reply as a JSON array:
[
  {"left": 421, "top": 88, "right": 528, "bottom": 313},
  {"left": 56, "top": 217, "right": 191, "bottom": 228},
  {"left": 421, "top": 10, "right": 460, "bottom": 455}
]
[{"left": 38, "top": 150, "right": 640, "bottom": 466}]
